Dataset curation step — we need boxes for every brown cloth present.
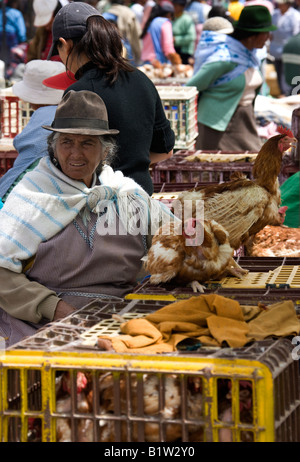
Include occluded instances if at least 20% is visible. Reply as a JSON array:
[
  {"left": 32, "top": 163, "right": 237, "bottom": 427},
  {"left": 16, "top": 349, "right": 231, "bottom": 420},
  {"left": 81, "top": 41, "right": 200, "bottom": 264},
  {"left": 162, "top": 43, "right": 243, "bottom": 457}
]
[{"left": 98, "top": 294, "right": 300, "bottom": 353}]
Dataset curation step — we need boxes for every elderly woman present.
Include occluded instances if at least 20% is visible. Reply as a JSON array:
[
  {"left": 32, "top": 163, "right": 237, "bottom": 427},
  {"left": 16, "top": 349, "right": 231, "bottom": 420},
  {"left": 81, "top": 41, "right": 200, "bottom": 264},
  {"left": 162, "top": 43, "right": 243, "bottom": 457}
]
[{"left": 0, "top": 90, "right": 172, "bottom": 347}]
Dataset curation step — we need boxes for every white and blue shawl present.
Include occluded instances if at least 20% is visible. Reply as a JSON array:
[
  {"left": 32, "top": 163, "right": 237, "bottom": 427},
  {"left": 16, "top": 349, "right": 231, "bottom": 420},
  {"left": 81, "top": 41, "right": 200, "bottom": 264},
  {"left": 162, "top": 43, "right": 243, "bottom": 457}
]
[
  {"left": 0, "top": 156, "right": 174, "bottom": 273},
  {"left": 193, "top": 30, "right": 261, "bottom": 86}
]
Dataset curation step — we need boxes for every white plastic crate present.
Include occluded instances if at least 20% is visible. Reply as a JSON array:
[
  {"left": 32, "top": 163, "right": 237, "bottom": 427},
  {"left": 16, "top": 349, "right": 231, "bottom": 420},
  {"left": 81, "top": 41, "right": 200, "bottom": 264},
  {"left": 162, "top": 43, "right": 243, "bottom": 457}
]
[
  {"left": 0, "top": 87, "right": 32, "bottom": 139},
  {"left": 156, "top": 86, "right": 198, "bottom": 149}
]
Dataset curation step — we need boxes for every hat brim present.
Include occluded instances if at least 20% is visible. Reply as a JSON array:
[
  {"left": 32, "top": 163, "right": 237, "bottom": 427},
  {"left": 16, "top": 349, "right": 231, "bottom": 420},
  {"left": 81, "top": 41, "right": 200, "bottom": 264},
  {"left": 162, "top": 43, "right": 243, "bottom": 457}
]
[
  {"left": 47, "top": 41, "right": 59, "bottom": 60},
  {"left": 217, "top": 27, "right": 234, "bottom": 34},
  {"left": 234, "top": 22, "right": 277, "bottom": 32},
  {"left": 12, "top": 81, "right": 64, "bottom": 105},
  {"left": 43, "top": 72, "right": 76, "bottom": 90},
  {"left": 42, "top": 125, "right": 119, "bottom": 136}
]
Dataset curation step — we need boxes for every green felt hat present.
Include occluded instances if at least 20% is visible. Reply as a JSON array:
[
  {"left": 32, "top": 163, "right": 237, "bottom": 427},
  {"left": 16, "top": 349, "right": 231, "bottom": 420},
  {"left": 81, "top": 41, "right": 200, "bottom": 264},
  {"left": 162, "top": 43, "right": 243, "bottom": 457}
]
[{"left": 234, "top": 5, "right": 277, "bottom": 33}]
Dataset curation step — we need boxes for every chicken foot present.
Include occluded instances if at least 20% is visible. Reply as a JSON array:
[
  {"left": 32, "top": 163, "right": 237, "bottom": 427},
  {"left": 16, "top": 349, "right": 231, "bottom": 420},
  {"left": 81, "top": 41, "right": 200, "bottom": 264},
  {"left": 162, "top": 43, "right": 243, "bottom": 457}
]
[
  {"left": 225, "top": 258, "right": 249, "bottom": 279},
  {"left": 188, "top": 281, "right": 206, "bottom": 293}
]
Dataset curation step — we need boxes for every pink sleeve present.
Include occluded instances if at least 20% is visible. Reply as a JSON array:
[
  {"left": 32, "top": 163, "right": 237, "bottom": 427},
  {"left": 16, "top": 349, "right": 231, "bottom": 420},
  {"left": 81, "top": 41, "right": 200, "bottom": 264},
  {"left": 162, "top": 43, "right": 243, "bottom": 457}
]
[
  {"left": 141, "top": 34, "right": 156, "bottom": 62},
  {"left": 161, "top": 21, "right": 176, "bottom": 56}
]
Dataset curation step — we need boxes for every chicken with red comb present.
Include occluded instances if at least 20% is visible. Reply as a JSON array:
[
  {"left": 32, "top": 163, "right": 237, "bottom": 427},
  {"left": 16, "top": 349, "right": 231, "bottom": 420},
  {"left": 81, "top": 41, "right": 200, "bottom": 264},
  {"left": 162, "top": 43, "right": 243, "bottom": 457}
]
[{"left": 178, "top": 131, "right": 297, "bottom": 250}]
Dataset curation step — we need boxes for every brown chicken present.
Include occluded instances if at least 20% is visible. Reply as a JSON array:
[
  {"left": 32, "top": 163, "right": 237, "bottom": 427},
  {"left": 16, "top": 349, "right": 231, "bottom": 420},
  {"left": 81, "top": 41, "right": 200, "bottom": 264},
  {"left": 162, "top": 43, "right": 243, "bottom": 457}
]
[
  {"left": 143, "top": 217, "right": 248, "bottom": 292},
  {"left": 178, "top": 128, "right": 297, "bottom": 250}
]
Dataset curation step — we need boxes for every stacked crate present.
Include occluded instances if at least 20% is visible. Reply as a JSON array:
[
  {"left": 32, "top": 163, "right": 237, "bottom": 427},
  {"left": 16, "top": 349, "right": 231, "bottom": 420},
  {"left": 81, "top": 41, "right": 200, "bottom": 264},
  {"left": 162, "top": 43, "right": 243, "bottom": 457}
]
[
  {"left": 0, "top": 88, "right": 32, "bottom": 176},
  {"left": 152, "top": 150, "right": 256, "bottom": 186},
  {"left": 156, "top": 86, "right": 198, "bottom": 150},
  {"left": 151, "top": 150, "right": 298, "bottom": 206},
  {"left": 0, "top": 87, "right": 32, "bottom": 140},
  {"left": 0, "top": 149, "right": 18, "bottom": 177}
]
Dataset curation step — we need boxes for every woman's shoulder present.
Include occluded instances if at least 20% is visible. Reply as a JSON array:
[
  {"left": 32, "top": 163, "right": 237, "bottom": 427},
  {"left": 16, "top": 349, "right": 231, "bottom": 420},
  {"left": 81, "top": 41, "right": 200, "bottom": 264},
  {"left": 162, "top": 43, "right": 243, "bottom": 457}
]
[
  {"left": 195, "top": 60, "right": 237, "bottom": 76},
  {"left": 203, "top": 60, "right": 237, "bottom": 69},
  {"left": 66, "top": 67, "right": 159, "bottom": 100},
  {"left": 187, "top": 60, "right": 238, "bottom": 88}
]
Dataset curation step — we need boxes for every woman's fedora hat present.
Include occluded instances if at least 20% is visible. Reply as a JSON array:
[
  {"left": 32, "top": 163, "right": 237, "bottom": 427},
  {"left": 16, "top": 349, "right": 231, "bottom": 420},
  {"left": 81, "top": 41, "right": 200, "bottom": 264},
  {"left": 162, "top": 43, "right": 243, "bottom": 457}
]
[
  {"left": 43, "top": 90, "right": 119, "bottom": 136},
  {"left": 234, "top": 5, "right": 277, "bottom": 32}
]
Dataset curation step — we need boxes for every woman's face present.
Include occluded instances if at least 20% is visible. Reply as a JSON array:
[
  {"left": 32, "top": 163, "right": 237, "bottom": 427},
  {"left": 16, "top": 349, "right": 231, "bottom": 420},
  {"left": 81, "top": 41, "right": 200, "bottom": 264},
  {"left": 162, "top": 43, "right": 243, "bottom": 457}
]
[
  {"left": 54, "top": 133, "right": 104, "bottom": 187},
  {"left": 251, "top": 32, "right": 271, "bottom": 49}
]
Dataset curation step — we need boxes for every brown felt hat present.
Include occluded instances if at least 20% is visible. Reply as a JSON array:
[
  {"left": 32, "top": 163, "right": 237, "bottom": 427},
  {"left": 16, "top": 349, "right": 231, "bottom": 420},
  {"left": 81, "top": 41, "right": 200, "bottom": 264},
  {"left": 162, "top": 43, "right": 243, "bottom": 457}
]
[{"left": 43, "top": 90, "right": 119, "bottom": 136}]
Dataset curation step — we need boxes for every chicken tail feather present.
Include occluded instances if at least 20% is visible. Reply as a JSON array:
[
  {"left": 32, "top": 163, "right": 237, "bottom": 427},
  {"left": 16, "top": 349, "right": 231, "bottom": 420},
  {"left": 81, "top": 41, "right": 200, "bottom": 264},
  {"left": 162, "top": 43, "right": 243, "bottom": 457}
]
[{"left": 149, "top": 270, "right": 178, "bottom": 285}]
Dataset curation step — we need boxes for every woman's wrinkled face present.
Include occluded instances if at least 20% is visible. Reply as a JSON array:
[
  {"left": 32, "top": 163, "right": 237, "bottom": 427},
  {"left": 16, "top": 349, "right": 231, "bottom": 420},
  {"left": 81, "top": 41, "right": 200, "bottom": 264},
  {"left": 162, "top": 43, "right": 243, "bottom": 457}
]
[{"left": 54, "top": 133, "right": 104, "bottom": 187}]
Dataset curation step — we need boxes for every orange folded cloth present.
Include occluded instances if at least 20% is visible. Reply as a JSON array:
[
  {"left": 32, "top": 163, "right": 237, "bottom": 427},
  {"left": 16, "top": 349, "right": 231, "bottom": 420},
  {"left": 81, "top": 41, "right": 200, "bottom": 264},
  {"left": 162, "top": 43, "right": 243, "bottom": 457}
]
[
  {"left": 248, "top": 300, "right": 299, "bottom": 340},
  {"left": 207, "top": 315, "right": 249, "bottom": 348},
  {"left": 97, "top": 294, "right": 300, "bottom": 353}
]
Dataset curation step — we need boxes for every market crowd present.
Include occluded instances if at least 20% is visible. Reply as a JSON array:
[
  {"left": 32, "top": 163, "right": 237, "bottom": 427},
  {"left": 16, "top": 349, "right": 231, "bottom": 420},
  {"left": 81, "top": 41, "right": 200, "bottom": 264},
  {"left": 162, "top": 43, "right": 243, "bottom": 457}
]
[{"left": 1, "top": 0, "right": 300, "bottom": 93}]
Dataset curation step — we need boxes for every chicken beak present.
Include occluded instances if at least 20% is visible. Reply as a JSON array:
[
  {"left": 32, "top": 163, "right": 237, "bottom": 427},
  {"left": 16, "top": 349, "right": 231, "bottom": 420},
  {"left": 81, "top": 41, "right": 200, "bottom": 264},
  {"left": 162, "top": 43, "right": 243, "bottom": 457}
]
[
  {"left": 281, "top": 136, "right": 297, "bottom": 154},
  {"left": 291, "top": 137, "right": 297, "bottom": 150}
]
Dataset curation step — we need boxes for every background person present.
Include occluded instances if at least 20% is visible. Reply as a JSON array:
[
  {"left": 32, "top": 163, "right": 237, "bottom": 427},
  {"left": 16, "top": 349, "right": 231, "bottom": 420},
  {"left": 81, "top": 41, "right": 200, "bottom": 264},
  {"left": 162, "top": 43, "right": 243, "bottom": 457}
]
[
  {"left": 185, "top": 0, "right": 211, "bottom": 23},
  {"left": 104, "top": 0, "right": 142, "bottom": 65},
  {"left": 193, "top": 16, "right": 234, "bottom": 75},
  {"left": 186, "top": 5, "right": 276, "bottom": 151},
  {"left": 0, "top": 59, "right": 66, "bottom": 203},
  {"left": 0, "top": 0, "right": 27, "bottom": 78},
  {"left": 172, "top": 0, "right": 196, "bottom": 64},
  {"left": 26, "top": 0, "right": 70, "bottom": 62},
  {"left": 140, "top": 1, "right": 182, "bottom": 66},
  {"left": 131, "top": 0, "right": 148, "bottom": 25}
]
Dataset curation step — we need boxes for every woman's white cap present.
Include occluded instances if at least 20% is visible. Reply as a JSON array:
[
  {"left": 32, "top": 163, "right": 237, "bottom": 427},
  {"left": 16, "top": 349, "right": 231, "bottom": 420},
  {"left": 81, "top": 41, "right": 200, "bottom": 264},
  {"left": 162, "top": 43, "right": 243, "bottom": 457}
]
[
  {"left": 203, "top": 17, "right": 234, "bottom": 34},
  {"left": 12, "top": 60, "right": 65, "bottom": 105},
  {"left": 33, "top": 0, "right": 59, "bottom": 27}
]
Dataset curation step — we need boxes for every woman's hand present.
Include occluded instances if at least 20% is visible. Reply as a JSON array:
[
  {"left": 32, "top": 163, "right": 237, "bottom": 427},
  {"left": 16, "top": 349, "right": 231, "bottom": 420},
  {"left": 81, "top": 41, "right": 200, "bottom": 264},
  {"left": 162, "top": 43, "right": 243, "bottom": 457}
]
[{"left": 53, "top": 300, "right": 77, "bottom": 321}]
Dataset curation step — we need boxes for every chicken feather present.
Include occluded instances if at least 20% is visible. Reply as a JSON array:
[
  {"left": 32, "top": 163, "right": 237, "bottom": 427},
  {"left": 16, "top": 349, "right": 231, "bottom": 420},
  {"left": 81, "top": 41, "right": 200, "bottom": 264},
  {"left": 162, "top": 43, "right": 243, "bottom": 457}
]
[{"left": 144, "top": 218, "right": 248, "bottom": 291}]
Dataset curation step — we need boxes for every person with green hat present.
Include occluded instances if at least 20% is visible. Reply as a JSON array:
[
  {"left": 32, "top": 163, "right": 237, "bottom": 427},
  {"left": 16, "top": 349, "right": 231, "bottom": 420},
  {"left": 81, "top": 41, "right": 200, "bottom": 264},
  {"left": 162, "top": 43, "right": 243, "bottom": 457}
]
[
  {"left": 186, "top": 5, "right": 277, "bottom": 151},
  {"left": 172, "top": 0, "right": 196, "bottom": 64}
]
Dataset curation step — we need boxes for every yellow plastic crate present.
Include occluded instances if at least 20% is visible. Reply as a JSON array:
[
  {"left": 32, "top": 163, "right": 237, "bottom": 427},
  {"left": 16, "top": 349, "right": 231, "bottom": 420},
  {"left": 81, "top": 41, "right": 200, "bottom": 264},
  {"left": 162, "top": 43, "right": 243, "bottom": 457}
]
[
  {"left": 125, "top": 265, "right": 300, "bottom": 306},
  {"left": 0, "top": 298, "right": 299, "bottom": 442},
  {"left": 156, "top": 86, "right": 198, "bottom": 150},
  {"left": 207, "top": 265, "right": 300, "bottom": 290}
]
